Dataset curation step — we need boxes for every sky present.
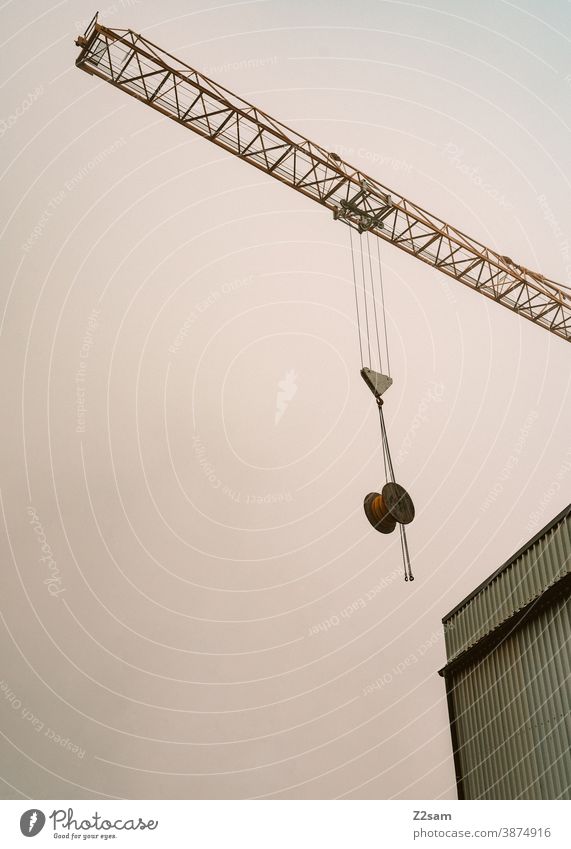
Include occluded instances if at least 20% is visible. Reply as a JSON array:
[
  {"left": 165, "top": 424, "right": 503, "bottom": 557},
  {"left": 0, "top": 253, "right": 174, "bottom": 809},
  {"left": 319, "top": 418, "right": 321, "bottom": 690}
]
[{"left": 0, "top": 0, "right": 570, "bottom": 800}]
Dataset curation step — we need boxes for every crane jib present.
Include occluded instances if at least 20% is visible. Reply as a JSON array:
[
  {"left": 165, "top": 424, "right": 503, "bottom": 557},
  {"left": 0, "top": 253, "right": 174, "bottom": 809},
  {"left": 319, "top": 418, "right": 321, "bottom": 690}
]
[{"left": 74, "top": 15, "right": 571, "bottom": 342}]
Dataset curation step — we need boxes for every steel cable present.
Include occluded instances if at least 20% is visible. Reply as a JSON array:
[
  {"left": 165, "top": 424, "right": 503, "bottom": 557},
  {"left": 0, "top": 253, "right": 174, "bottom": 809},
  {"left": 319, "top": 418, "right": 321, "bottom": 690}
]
[{"left": 349, "top": 227, "right": 364, "bottom": 367}]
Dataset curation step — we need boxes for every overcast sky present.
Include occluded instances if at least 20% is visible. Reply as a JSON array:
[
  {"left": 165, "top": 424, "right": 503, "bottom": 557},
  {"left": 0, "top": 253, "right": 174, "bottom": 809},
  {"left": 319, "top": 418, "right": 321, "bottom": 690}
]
[{"left": 1, "top": 0, "right": 570, "bottom": 799}]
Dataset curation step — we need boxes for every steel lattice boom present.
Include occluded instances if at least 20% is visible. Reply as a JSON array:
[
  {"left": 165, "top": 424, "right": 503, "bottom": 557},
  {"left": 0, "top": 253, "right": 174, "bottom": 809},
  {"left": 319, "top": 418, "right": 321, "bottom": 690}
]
[{"left": 75, "top": 14, "right": 571, "bottom": 342}]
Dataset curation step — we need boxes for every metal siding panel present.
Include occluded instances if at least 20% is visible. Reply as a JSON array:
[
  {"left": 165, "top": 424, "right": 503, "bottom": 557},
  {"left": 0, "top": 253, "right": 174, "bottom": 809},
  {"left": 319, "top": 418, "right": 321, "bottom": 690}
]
[
  {"left": 472, "top": 594, "right": 482, "bottom": 643},
  {"left": 480, "top": 655, "right": 500, "bottom": 798},
  {"left": 523, "top": 615, "right": 553, "bottom": 798},
  {"left": 505, "top": 565, "right": 516, "bottom": 618},
  {"left": 485, "top": 652, "right": 502, "bottom": 798},
  {"left": 449, "top": 594, "right": 571, "bottom": 799},
  {"left": 530, "top": 547, "right": 542, "bottom": 598},
  {"left": 444, "top": 513, "right": 571, "bottom": 657},
  {"left": 443, "top": 510, "right": 570, "bottom": 799},
  {"left": 536, "top": 610, "right": 563, "bottom": 798},
  {"left": 498, "top": 638, "right": 531, "bottom": 799},
  {"left": 505, "top": 635, "right": 539, "bottom": 799},
  {"left": 444, "top": 621, "right": 453, "bottom": 657},
  {"left": 458, "top": 665, "right": 484, "bottom": 799},
  {"left": 556, "top": 599, "right": 571, "bottom": 794},
  {"left": 555, "top": 525, "right": 571, "bottom": 580},
  {"left": 455, "top": 669, "right": 474, "bottom": 797},
  {"left": 522, "top": 549, "right": 536, "bottom": 606},
  {"left": 466, "top": 602, "right": 476, "bottom": 652},
  {"left": 454, "top": 668, "right": 475, "bottom": 798},
  {"left": 550, "top": 608, "right": 569, "bottom": 798},
  {"left": 531, "top": 600, "right": 571, "bottom": 798}
]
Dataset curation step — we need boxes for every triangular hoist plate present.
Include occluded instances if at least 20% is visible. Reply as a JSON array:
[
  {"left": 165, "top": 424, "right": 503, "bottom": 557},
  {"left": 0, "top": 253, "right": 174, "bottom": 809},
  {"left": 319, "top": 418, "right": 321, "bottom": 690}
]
[{"left": 360, "top": 367, "right": 392, "bottom": 399}]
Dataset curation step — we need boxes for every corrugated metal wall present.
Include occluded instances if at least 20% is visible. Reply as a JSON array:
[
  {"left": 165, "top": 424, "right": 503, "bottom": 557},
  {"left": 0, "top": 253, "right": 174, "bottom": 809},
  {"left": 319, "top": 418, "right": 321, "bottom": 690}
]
[
  {"left": 441, "top": 506, "right": 571, "bottom": 799},
  {"left": 445, "top": 512, "right": 571, "bottom": 661},
  {"left": 450, "top": 593, "right": 571, "bottom": 799}
]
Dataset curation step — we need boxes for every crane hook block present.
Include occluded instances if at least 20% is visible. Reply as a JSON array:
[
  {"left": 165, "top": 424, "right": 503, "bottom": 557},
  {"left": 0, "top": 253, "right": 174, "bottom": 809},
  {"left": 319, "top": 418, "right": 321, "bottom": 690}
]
[
  {"left": 360, "top": 367, "right": 392, "bottom": 399},
  {"left": 364, "top": 483, "right": 415, "bottom": 534}
]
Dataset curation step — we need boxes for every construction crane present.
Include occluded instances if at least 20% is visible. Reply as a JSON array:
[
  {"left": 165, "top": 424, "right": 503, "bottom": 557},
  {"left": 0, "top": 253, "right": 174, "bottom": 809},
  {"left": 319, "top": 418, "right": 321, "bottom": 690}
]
[
  {"left": 74, "top": 14, "right": 571, "bottom": 342},
  {"left": 74, "top": 15, "right": 570, "bottom": 582}
]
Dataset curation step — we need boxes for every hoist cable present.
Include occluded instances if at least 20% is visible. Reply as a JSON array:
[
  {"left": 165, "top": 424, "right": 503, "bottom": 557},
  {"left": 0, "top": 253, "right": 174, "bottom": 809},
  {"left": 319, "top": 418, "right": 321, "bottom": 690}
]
[
  {"left": 376, "top": 237, "right": 391, "bottom": 377},
  {"left": 399, "top": 524, "right": 414, "bottom": 582},
  {"left": 378, "top": 405, "right": 389, "bottom": 485},
  {"left": 351, "top": 227, "right": 412, "bottom": 583},
  {"left": 377, "top": 402, "right": 395, "bottom": 484},
  {"left": 379, "top": 399, "right": 413, "bottom": 581},
  {"left": 381, "top": 429, "right": 389, "bottom": 485},
  {"left": 399, "top": 525, "right": 407, "bottom": 582},
  {"left": 348, "top": 227, "right": 364, "bottom": 367},
  {"left": 366, "top": 231, "right": 383, "bottom": 373},
  {"left": 359, "top": 235, "right": 373, "bottom": 366}
]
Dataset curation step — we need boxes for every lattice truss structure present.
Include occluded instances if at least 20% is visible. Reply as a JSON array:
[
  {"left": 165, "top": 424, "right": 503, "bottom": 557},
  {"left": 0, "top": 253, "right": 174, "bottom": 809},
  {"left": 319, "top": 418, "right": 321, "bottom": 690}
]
[{"left": 76, "top": 15, "right": 571, "bottom": 342}]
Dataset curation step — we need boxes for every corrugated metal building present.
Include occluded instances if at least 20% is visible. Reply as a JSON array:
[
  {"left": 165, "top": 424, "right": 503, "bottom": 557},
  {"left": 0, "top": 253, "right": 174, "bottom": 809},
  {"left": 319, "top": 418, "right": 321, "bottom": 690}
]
[{"left": 439, "top": 504, "right": 571, "bottom": 800}]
